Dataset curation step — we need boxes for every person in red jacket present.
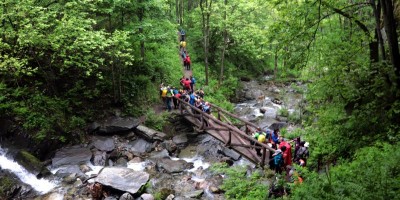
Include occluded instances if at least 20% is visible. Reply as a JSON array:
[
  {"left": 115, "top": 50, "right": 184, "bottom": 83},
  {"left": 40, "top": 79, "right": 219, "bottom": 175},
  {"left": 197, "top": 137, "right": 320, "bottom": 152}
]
[
  {"left": 278, "top": 137, "right": 292, "bottom": 167},
  {"left": 184, "top": 54, "right": 191, "bottom": 70}
]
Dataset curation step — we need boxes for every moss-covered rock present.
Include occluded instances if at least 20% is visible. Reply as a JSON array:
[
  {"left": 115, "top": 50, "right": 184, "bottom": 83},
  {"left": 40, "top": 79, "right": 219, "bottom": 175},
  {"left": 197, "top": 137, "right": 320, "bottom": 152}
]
[
  {"left": 0, "top": 176, "right": 16, "bottom": 199},
  {"left": 15, "top": 150, "right": 51, "bottom": 178}
]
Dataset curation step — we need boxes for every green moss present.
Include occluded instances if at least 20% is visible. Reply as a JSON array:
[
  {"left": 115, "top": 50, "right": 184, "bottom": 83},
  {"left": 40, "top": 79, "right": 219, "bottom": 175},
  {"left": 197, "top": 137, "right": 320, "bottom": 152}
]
[
  {"left": 15, "top": 150, "right": 50, "bottom": 177},
  {"left": 0, "top": 176, "right": 16, "bottom": 198}
]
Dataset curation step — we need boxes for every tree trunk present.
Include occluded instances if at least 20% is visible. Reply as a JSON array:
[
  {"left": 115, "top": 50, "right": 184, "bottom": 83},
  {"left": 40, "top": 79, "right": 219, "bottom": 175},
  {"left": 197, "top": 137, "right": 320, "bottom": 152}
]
[
  {"left": 138, "top": 0, "right": 145, "bottom": 62},
  {"left": 219, "top": 0, "right": 227, "bottom": 86},
  {"left": 274, "top": 48, "right": 278, "bottom": 79},
  {"left": 380, "top": 0, "right": 400, "bottom": 85},
  {"left": 371, "top": 0, "right": 386, "bottom": 61},
  {"left": 200, "top": 0, "right": 212, "bottom": 85}
]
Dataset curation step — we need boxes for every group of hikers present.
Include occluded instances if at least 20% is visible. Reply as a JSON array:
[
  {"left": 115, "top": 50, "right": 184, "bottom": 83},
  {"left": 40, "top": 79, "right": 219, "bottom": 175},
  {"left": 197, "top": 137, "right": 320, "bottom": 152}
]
[
  {"left": 160, "top": 75, "right": 211, "bottom": 114},
  {"left": 179, "top": 29, "right": 191, "bottom": 70},
  {"left": 250, "top": 128, "right": 310, "bottom": 196}
]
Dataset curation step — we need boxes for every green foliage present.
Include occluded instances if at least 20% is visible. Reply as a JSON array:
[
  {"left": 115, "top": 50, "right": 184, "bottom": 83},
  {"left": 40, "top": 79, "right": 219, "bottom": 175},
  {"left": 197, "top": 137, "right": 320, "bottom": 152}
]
[
  {"left": 278, "top": 107, "right": 289, "bottom": 117},
  {"left": 292, "top": 143, "right": 400, "bottom": 199},
  {"left": 210, "top": 163, "right": 268, "bottom": 199},
  {"left": 143, "top": 110, "right": 168, "bottom": 131},
  {"left": 0, "top": 176, "right": 15, "bottom": 199}
]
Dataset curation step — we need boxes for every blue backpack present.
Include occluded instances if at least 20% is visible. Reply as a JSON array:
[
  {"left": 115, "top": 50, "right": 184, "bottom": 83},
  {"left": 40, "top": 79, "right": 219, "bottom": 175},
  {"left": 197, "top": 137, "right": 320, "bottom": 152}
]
[
  {"left": 274, "top": 153, "right": 284, "bottom": 167},
  {"left": 191, "top": 77, "right": 196, "bottom": 84}
]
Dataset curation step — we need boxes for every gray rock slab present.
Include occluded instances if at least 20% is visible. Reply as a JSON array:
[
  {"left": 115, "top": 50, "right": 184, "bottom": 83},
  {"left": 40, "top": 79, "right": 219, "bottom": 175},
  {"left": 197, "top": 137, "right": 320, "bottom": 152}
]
[
  {"left": 130, "top": 138, "right": 152, "bottom": 153},
  {"left": 135, "top": 125, "right": 167, "bottom": 141},
  {"left": 149, "top": 149, "right": 170, "bottom": 159},
  {"left": 183, "top": 190, "right": 204, "bottom": 199},
  {"left": 52, "top": 145, "right": 92, "bottom": 167},
  {"left": 218, "top": 147, "right": 241, "bottom": 161},
  {"left": 99, "top": 117, "right": 141, "bottom": 134},
  {"left": 156, "top": 158, "right": 190, "bottom": 173},
  {"left": 268, "top": 122, "right": 288, "bottom": 130},
  {"left": 93, "top": 137, "right": 115, "bottom": 152},
  {"left": 172, "top": 134, "right": 188, "bottom": 146},
  {"left": 93, "top": 167, "right": 149, "bottom": 194}
]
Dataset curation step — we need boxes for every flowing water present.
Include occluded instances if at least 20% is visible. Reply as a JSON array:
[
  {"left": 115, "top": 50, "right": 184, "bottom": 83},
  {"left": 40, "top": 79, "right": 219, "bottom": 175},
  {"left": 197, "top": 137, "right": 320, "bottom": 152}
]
[{"left": 0, "top": 146, "right": 58, "bottom": 194}]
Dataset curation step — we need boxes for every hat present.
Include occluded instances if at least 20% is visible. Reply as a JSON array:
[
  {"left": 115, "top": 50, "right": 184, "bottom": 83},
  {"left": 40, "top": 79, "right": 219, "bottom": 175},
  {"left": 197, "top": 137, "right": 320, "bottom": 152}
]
[
  {"left": 272, "top": 149, "right": 282, "bottom": 156},
  {"left": 304, "top": 142, "right": 309, "bottom": 148}
]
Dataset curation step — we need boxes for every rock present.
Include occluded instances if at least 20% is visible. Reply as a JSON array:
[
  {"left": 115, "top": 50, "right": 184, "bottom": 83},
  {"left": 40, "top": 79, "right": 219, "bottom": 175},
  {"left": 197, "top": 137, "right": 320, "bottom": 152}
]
[
  {"left": 209, "top": 186, "right": 221, "bottom": 194},
  {"left": 260, "top": 107, "right": 267, "bottom": 114},
  {"left": 105, "top": 197, "right": 118, "bottom": 200},
  {"left": 165, "top": 194, "right": 175, "bottom": 200},
  {"left": 276, "top": 116, "right": 288, "bottom": 122},
  {"left": 129, "top": 157, "right": 143, "bottom": 163},
  {"left": 92, "top": 150, "right": 107, "bottom": 166},
  {"left": 54, "top": 165, "right": 88, "bottom": 180},
  {"left": 79, "top": 164, "right": 92, "bottom": 173},
  {"left": 115, "top": 157, "right": 128, "bottom": 167},
  {"left": 119, "top": 192, "right": 134, "bottom": 200},
  {"left": 125, "top": 152, "right": 134, "bottom": 160},
  {"left": 161, "top": 140, "right": 177, "bottom": 153},
  {"left": 87, "top": 122, "right": 101, "bottom": 133},
  {"left": 173, "top": 134, "right": 188, "bottom": 147},
  {"left": 62, "top": 173, "right": 77, "bottom": 184},
  {"left": 183, "top": 190, "right": 204, "bottom": 199},
  {"left": 52, "top": 145, "right": 92, "bottom": 167},
  {"left": 218, "top": 147, "right": 241, "bottom": 161},
  {"left": 149, "top": 149, "right": 170, "bottom": 159},
  {"left": 129, "top": 138, "right": 152, "bottom": 153},
  {"left": 156, "top": 158, "right": 191, "bottom": 173},
  {"left": 268, "top": 122, "right": 288, "bottom": 130},
  {"left": 93, "top": 137, "right": 115, "bottom": 152},
  {"left": 98, "top": 117, "right": 141, "bottom": 134},
  {"left": 14, "top": 150, "right": 51, "bottom": 178},
  {"left": 134, "top": 125, "right": 167, "bottom": 141},
  {"left": 94, "top": 167, "right": 149, "bottom": 194},
  {"left": 139, "top": 193, "right": 154, "bottom": 200},
  {"left": 220, "top": 157, "right": 234, "bottom": 166}
]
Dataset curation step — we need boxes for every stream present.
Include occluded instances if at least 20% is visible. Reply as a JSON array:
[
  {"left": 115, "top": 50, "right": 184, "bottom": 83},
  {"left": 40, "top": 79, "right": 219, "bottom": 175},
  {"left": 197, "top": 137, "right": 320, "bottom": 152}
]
[{"left": 0, "top": 78, "right": 304, "bottom": 200}]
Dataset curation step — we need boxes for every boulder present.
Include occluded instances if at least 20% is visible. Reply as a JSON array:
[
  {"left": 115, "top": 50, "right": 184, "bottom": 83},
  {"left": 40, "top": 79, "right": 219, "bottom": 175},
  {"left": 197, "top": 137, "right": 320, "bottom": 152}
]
[
  {"left": 119, "top": 192, "right": 134, "bottom": 200},
  {"left": 14, "top": 150, "right": 51, "bottom": 178},
  {"left": 156, "top": 158, "right": 192, "bottom": 173},
  {"left": 92, "top": 151, "right": 107, "bottom": 166},
  {"left": 173, "top": 134, "right": 188, "bottom": 146},
  {"left": 134, "top": 125, "right": 167, "bottom": 141},
  {"left": 217, "top": 147, "right": 241, "bottom": 161},
  {"left": 98, "top": 117, "right": 141, "bottom": 134},
  {"left": 115, "top": 157, "right": 128, "bottom": 167},
  {"left": 161, "top": 140, "right": 177, "bottom": 153},
  {"left": 139, "top": 193, "right": 154, "bottom": 200},
  {"left": 54, "top": 165, "right": 88, "bottom": 180},
  {"left": 87, "top": 122, "right": 101, "bottom": 133},
  {"left": 52, "top": 145, "right": 92, "bottom": 167},
  {"left": 93, "top": 167, "right": 149, "bottom": 194},
  {"left": 129, "top": 138, "right": 152, "bottom": 153},
  {"left": 93, "top": 137, "right": 115, "bottom": 152},
  {"left": 268, "top": 122, "right": 288, "bottom": 130},
  {"left": 149, "top": 149, "right": 170, "bottom": 159},
  {"left": 183, "top": 190, "right": 204, "bottom": 199}
]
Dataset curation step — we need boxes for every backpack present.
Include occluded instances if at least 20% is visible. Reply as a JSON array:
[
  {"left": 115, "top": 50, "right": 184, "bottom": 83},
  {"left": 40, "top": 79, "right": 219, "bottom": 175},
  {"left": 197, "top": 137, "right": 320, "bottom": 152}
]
[
  {"left": 191, "top": 77, "right": 196, "bottom": 84},
  {"left": 297, "top": 147, "right": 308, "bottom": 159},
  {"left": 274, "top": 153, "right": 284, "bottom": 167}
]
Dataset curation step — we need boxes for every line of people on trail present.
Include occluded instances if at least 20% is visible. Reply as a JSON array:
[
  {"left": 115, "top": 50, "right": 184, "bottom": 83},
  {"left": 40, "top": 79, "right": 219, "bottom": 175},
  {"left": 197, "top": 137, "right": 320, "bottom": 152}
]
[
  {"left": 250, "top": 128, "right": 309, "bottom": 196},
  {"left": 179, "top": 29, "right": 191, "bottom": 70},
  {"left": 160, "top": 76, "right": 210, "bottom": 115}
]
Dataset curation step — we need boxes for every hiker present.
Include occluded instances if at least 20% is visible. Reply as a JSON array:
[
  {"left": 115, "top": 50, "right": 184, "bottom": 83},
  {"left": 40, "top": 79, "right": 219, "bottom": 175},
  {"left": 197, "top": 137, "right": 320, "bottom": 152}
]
[
  {"left": 180, "top": 76, "right": 185, "bottom": 88},
  {"left": 271, "top": 129, "right": 280, "bottom": 149},
  {"left": 203, "top": 102, "right": 211, "bottom": 114},
  {"left": 272, "top": 147, "right": 285, "bottom": 174},
  {"left": 185, "top": 54, "right": 191, "bottom": 70},
  {"left": 294, "top": 141, "right": 309, "bottom": 166},
  {"left": 189, "top": 91, "right": 196, "bottom": 106},
  {"left": 196, "top": 88, "right": 205, "bottom": 99},
  {"left": 180, "top": 29, "right": 186, "bottom": 41},
  {"left": 172, "top": 87, "right": 179, "bottom": 109},
  {"left": 190, "top": 76, "right": 196, "bottom": 91},
  {"left": 160, "top": 85, "right": 168, "bottom": 105},
  {"left": 183, "top": 78, "right": 192, "bottom": 91},
  {"left": 180, "top": 40, "right": 186, "bottom": 51},
  {"left": 278, "top": 137, "right": 292, "bottom": 167},
  {"left": 165, "top": 86, "right": 174, "bottom": 111},
  {"left": 181, "top": 50, "right": 187, "bottom": 60}
]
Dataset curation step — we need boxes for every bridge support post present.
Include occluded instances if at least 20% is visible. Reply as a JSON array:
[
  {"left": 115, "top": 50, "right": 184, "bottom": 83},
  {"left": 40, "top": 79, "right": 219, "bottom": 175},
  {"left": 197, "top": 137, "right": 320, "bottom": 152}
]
[
  {"left": 218, "top": 110, "right": 221, "bottom": 120},
  {"left": 225, "top": 130, "right": 231, "bottom": 146},
  {"left": 261, "top": 147, "right": 266, "bottom": 168}
]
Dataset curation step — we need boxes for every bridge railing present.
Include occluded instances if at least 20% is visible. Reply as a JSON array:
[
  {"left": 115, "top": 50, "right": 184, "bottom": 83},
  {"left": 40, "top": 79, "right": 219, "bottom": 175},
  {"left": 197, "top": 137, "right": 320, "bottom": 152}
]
[{"left": 174, "top": 97, "right": 276, "bottom": 167}]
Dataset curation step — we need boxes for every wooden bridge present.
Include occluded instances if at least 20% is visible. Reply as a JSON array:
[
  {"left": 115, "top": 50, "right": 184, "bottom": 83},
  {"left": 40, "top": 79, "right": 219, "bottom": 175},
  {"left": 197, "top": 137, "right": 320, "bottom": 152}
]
[{"left": 175, "top": 97, "right": 276, "bottom": 168}]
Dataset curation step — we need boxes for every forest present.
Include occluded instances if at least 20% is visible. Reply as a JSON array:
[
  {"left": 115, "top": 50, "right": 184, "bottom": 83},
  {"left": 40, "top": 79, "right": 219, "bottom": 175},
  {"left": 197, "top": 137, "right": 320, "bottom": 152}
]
[{"left": 1, "top": 0, "right": 399, "bottom": 199}]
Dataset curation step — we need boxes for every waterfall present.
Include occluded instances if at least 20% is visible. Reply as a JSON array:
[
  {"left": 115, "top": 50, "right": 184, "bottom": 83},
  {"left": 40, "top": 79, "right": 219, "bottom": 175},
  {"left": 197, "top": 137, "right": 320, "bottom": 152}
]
[{"left": 0, "top": 146, "right": 57, "bottom": 194}]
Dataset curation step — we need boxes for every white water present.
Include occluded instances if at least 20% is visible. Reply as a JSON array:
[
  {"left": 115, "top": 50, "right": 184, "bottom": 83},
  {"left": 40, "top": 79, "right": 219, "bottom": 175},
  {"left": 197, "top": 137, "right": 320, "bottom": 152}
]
[
  {"left": 171, "top": 156, "right": 210, "bottom": 172},
  {"left": 0, "top": 146, "right": 57, "bottom": 194}
]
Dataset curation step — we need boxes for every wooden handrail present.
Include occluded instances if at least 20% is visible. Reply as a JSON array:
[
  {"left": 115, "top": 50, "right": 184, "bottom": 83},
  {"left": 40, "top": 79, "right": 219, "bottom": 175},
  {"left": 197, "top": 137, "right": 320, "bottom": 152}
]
[
  {"left": 209, "top": 103, "right": 261, "bottom": 130},
  {"left": 174, "top": 97, "right": 276, "bottom": 153}
]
